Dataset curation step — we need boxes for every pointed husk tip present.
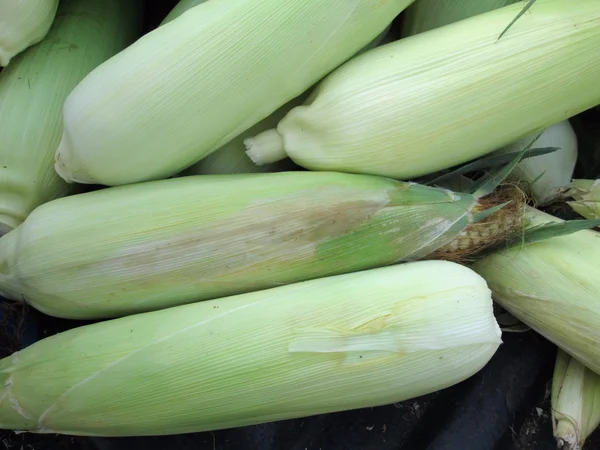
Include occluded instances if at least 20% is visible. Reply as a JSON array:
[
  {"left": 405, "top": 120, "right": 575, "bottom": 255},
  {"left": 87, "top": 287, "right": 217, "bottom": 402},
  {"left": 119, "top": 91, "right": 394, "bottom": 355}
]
[{"left": 429, "top": 184, "right": 527, "bottom": 263}]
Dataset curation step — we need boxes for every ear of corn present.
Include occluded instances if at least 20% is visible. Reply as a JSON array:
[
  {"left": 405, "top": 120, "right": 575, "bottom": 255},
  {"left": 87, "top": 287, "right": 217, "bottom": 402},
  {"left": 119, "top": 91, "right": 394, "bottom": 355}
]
[
  {"left": 53, "top": 0, "right": 415, "bottom": 186},
  {"left": 0, "top": 261, "right": 502, "bottom": 436},
  {"left": 495, "top": 121, "right": 578, "bottom": 207},
  {"left": 401, "top": 0, "right": 518, "bottom": 36},
  {"left": 0, "top": 0, "right": 59, "bottom": 66},
  {"left": 245, "top": 0, "right": 600, "bottom": 180},
  {"left": 565, "top": 179, "right": 600, "bottom": 220},
  {"left": 552, "top": 349, "right": 600, "bottom": 450},
  {"left": 183, "top": 24, "right": 392, "bottom": 176},
  {"left": 472, "top": 208, "right": 600, "bottom": 374},
  {"left": 164, "top": 0, "right": 299, "bottom": 175},
  {"left": 0, "top": 171, "right": 503, "bottom": 319},
  {"left": 0, "top": 0, "right": 144, "bottom": 235}
]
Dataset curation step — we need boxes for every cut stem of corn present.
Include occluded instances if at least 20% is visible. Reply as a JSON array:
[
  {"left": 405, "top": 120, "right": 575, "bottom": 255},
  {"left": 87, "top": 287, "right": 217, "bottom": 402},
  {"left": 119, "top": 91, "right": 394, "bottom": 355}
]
[
  {"left": 401, "top": 0, "right": 518, "bottom": 36},
  {"left": 565, "top": 179, "right": 600, "bottom": 220},
  {"left": 472, "top": 208, "right": 600, "bottom": 374},
  {"left": 0, "top": 0, "right": 59, "bottom": 67},
  {"left": 245, "top": 0, "right": 600, "bottom": 179},
  {"left": 552, "top": 348, "right": 600, "bottom": 450},
  {"left": 1, "top": 171, "right": 511, "bottom": 319},
  {"left": 0, "top": 261, "right": 502, "bottom": 436},
  {"left": 182, "top": 24, "right": 392, "bottom": 176},
  {"left": 54, "top": 0, "right": 415, "bottom": 186},
  {"left": 0, "top": 0, "right": 143, "bottom": 235}
]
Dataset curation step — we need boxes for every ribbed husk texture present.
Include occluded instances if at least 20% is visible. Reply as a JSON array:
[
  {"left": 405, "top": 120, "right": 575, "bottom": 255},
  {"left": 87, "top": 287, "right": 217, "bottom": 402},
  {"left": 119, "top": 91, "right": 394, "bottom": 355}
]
[
  {"left": 167, "top": 0, "right": 300, "bottom": 175},
  {"left": 0, "top": 0, "right": 59, "bottom": 66},
  {"left": 245, "top": 0, "right": 600, "bottom": 180},
  {"left": 472, "top": 208, "right": 600, "bottom": 374},
  {"left": 54, "top": 0, "right": 414, "bottom": 186},
  {"left": 182, "top": 23, "right": 392, "bottom": 176},
  {"left": 552, "top": 349, "right": 600, "bottom": 450},
  {"left": 0, "top": 0, "right": 143, "bottom": 235},
  {"left": 0, "top": 261, "right": 502, "bottom": 436},
  {"left": 1, "top": 171, "right": 489, "bottom": 319}
]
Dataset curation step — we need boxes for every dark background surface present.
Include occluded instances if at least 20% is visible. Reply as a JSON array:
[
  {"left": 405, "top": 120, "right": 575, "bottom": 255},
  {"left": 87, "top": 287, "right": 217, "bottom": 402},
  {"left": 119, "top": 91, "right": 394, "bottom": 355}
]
[{"left": 1, "top": 2, "right": 600, "bottom": 449}]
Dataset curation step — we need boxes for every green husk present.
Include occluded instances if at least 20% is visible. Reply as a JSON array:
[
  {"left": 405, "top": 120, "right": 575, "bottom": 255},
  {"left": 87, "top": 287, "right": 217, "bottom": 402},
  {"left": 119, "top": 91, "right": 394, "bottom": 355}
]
[
  {"left": 0, "top": 0, "right": 59, "bottom": 66},
  {"left": 244, "top": 0, "right": 600, "bottom": 180},
  {"left": 472, "top": 208, "right": 600, "bottom": 374},
  {"left": 181, "top": 95, "right": 308, "bottom": 175},
  {"left": 0, "top": 0, "right": 143, "bottom": 235},
  {"left": 54, "top": 0, "right": 415, "bottom": 186},
  {"left": 552, "top": 349, "right": 600, "bottom": 450},
  {"left": 0, "top": 261, "right": 502, "bottom": 436},
  {"left": 0, "top": 171, "right": 518, "bottom": 319},
  {"left": 178, "top": 4, "right": 392, "bottom": 176}
]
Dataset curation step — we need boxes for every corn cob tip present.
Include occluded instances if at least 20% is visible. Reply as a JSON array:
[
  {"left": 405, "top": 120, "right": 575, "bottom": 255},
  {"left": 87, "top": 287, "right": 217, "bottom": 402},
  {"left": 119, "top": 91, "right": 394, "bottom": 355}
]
[
  {"left": 244, "top": 129, "right": 288, "bottom": 166},
  {"left": 54, "top": 133, "right": 94, "bottom": 184},
  {"left": 429, "top": 184, "right": 526, "bottom": 263}
]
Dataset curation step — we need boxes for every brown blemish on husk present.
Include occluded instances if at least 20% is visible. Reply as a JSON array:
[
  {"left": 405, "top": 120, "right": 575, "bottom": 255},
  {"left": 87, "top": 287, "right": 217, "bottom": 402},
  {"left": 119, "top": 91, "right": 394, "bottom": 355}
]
[
  {"left": 429, "top": 184, "right": 527, "bottom": 263},
  {"left": 91, "top": 187, "right": 391, "bottom": 285}
]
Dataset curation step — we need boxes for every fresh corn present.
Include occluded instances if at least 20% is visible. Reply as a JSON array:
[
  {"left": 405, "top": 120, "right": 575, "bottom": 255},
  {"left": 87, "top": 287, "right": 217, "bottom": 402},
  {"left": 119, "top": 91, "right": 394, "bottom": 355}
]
[
  {"left": 165, "top": 0, "right": 296, "bottom": 175},
  {"left": 404, "top": 20, "right": 577, "bottom": 208},
  {"left": 0, "top": 0, "right": 143, "bottom": 236},
  {"left": 552, "top": 349, "right": 600, "bottom": 450},
  {"left": 0, "top": 0, "right": 59, "bottom": 66},
  {"left": 53, "top": 0, "right": 415, "bottom": 186},
  {"left": 565, "top": 179, "right": 600, "bottom": 220},
  {"left": 472, "top": 208, "right": 600, "bottom": 374},
  {"left": 184, "top": 24, "right": 392, "bottom": 176},
  {"left": 495, "top": 121, "right": 578, "bottom": 207},
  {"left": 0, "top": 171, "right": 510, "bottom": 319},
  {"left": 0, "top": 261, "right": 502, "bottom": 436},
  {"left": 244, "top": 0, "right": 600, "bottom": 180},
  {"left": 401, "top": 0, "right": 518, "bottom": 36},
  {"left": 166, "top": 0, "right": 297, "bottom": 175}
]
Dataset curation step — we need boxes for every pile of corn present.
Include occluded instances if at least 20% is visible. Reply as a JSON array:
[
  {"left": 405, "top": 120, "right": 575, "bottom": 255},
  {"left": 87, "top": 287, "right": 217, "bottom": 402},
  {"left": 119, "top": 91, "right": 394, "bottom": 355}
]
[{"left": 0, "top": 0, "right": 599, "bottom": 445}]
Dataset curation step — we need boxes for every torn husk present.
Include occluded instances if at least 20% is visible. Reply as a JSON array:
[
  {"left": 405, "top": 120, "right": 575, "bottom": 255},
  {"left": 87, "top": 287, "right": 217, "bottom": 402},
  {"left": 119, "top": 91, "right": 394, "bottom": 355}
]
[
  {"left": 565, "top": 179, "right": 600, "bottom": 220},
  {"left": 429, "top": 184, "right": 526, "bottom": 263},
  {"left": 552, "top": 348, "right": 600, "bottom": 450}
]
